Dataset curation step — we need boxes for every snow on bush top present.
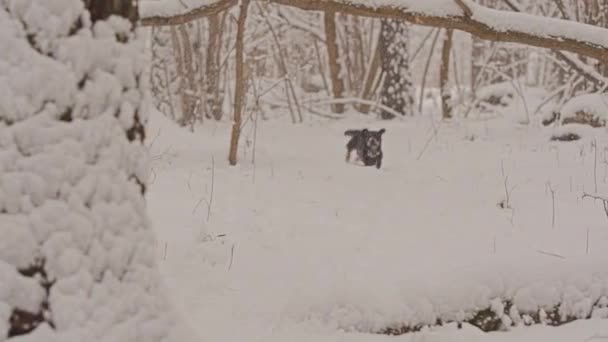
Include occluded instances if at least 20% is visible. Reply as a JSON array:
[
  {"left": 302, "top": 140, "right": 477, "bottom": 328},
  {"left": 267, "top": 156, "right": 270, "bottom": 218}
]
[
  {"left": 561, "top": 93, "right": 608, "bottom": 120},
  {"left": 476, "top": 81, "right": 516, "bottom": 101},
  {"left": 0, "top": 0, "right": 171, "bottom": 340}
]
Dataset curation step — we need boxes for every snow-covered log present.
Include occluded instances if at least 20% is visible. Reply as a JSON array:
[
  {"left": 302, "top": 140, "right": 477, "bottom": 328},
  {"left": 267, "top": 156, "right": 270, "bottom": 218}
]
[{"left": 140, "top": 0, "right": 608, "bottom": 64}]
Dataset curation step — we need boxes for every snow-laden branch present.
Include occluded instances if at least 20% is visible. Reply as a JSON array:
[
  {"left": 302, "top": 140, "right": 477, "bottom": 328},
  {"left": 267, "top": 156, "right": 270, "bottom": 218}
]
[
  {"left": 140, "top": 0, "right": 608, "bottom": 64},
  {"left": 140, "top": 0, "right": 237, "bottom": 26}
]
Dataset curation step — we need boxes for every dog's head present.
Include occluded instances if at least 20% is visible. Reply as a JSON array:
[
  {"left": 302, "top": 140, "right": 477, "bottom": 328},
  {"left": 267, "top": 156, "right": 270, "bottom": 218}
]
[{"left": 362, "top": 128, "right": 385, "bottom": 156}]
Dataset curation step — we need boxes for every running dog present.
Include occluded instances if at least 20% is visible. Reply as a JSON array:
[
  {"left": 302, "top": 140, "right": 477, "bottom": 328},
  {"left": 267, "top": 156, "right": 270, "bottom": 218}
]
[{"left": 344, "top": 128, "right": 385, "bottom": 169}]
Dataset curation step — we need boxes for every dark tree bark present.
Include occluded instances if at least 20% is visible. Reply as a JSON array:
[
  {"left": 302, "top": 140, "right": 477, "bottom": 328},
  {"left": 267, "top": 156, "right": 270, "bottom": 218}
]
[
  {"left": 324, "top": 10, "right": 346, "bottom": 113},
  {"left": 378, "top": 19, "right": 415, "bottom": 119},
  {"left": 228, "top": 0, "right": 250, "bottom": 165},
  {"left": 440, "top": 29, "right": 454, "bottom": 119},
  {"left": 206, "top": 13, "right": 225, "bottom": 120}
]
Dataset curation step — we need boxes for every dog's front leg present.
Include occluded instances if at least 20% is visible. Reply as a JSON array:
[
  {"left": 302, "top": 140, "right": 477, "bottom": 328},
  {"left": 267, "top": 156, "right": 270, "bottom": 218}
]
[
  {"left": 376, "top": 154, "right": 382, "bottom": 169},
  {"left": 346, "top": 149, "right": 351, "bottom": 162}
]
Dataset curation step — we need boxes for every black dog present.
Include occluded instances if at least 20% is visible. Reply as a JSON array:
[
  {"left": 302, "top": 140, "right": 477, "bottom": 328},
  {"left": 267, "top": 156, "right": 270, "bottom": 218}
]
[{"left": 344, "top": 128, "right": 385, "bottom": 169}]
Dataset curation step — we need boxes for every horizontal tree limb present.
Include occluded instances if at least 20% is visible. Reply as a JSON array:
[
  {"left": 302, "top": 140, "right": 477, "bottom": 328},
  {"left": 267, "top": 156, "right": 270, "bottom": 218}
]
[
  {"left": 140, "top": 0, "right": 237, "bottom": 26},
  {"left": 140, "top": 0, "right": 608, "bottom": 64}
]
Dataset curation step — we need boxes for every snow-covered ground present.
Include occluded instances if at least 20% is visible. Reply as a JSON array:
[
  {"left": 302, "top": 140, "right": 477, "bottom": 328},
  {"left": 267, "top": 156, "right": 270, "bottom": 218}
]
[{"left": 146, "top": 106, "right": 608, "bottom": 341}]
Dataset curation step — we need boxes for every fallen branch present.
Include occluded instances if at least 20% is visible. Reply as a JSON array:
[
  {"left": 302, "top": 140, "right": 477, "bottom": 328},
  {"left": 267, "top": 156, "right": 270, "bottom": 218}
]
[
  {"left": 141, "top": 0, "right": 608, "bottom": 64},
  {"left": 501, "top": 0, "right": 607, "bottom": 88},
  {"left": 300, "top": 96, "right": 402, "bottom": 118},
  {"left": 141, "top": 0, "right": 237, "bottom": 26}
]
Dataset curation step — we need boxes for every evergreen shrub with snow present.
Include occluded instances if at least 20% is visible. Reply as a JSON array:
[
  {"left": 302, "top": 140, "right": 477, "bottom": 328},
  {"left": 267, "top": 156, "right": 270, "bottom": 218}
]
[{"left": 0, "top": 0, "right": 171, "bottom": 340}]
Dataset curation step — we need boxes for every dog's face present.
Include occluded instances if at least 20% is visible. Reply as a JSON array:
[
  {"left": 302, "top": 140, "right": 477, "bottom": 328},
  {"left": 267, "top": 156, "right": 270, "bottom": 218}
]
[{"left": 362, "top": 129, "right": 385, "bottom": 157}]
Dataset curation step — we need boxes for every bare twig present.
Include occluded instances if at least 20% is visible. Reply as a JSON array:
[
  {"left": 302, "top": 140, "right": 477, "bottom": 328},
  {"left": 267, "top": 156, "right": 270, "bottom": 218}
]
[
  {"left": 192, "top": 156, "right": 215, "bottom": 222},
  {"left": 228, "top": 244, "right": 235, "bottom": 270},
  {"left": 586, "top": 227, "right": 590, "bottom": 255},
  {"left": 147, "top": 128, "right": 162, "bottom": 152},
  {"left": 187, "top": 170, "right": 194, "bottom": 193},
  {"left": 582, "top": 192, "right": 608, "bottom": 221},
  {"left": 207, "top": 155, "right": 215, "bottom": 221},
  {"left": 453, "top": 0, "right": 473, "bottom": 17},
  {"left": 416, "top": 122, "right": 442, "bottom": 161},
  {"left": 537, "top": 250, "right": 566, "bottom": 259},
  {"left": 546, "top": 181, "right": 556, "bottom": 228},
  {"left": 499, "top": 161, "right": 518, "bottom": 209},
  {"left": 593, "top": 139, "right": 599, "bottom": 194},
  {"left": 409, "top": 28, "right": 436, "bottom": 62}
]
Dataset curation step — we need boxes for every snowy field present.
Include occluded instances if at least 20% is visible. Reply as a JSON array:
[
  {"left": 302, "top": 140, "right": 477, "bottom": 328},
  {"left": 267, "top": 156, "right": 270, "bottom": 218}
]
[{"left": 146, "top": 104, "right": 608, "bottom": 341}]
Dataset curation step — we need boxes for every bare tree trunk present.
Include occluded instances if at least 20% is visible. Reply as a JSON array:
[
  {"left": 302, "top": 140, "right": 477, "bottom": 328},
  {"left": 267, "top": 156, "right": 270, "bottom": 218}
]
[
  {"left": 206, "top": 12, "right": 225, "bottom": 120},
  {"left": 355, "top": 35, "right": 382, "bottom": 114},
  {"left": 470, "top": 35, "right": 485, "bottom": 90},
  {"left": 351, "top": 15, "right": 367, "bottom": 93},
  {"left": 440, "top": 29, "right": 454, "bottom": 119},
  {"left": 379, "top": 19, "right": 415, "bottom": 119},
  {"left": 228, "top": 0, "right": 250, "bottom": 165},
  {"left": 170, "top": 26, "right": 189, "bottom": 125},
  {"left": 324, "top": 9, "right": 346, "bottom": 113},
  {"left": 178, "top": 24, "right": 198, "bottom": 126}
]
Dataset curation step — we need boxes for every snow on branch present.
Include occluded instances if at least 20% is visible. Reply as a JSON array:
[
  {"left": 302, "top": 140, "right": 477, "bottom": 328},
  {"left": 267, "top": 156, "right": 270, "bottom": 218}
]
[
  {"left": 140, "top": 0, "right": 608, "bottom": 64},
  {"left": 140, "top": 0, "right": 237, "bottom": 26}
]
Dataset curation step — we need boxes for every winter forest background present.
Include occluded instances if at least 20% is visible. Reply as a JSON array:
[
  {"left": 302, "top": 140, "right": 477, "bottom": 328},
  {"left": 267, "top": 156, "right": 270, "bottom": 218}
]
[{"left": 2, "top": 0, "right": 608, "bottom": 341}]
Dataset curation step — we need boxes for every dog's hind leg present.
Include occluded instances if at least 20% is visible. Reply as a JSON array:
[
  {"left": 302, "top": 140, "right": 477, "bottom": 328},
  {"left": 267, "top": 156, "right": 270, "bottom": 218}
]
[{"left": 346, "top": 149, "right": 351, "bottom": 162}]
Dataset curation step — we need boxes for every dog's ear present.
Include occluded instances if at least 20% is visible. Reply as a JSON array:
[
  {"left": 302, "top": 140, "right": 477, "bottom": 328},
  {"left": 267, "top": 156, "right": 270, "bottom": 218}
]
[{"left": 378, "top": 128, "right": 386, "bottom": 135}]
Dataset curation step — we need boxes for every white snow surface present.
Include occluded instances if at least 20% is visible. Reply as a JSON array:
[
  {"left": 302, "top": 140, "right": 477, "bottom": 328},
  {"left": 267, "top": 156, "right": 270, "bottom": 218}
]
[
  {"left": 147, "top": 101, "right": 608, "bottom": 341},
  {"left": 0, "top": 1, "right": 171, "bottom": 341}
]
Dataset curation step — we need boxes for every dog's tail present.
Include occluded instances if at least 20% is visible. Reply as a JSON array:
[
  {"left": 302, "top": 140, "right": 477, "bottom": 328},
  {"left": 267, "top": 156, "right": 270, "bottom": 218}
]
[{"left": 344, "top": 129, "right": 360, "bottom": 137}]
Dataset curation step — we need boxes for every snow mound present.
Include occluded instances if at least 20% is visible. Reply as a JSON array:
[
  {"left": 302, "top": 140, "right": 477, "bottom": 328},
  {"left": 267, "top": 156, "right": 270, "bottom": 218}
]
[
  {"left": 476, "top": 82, "right": 516, "bottom": 108},
  {"left": 281, "top": 257, "right": 608, "bottom": 334},
  {"left": 561, "top": 93, "right": 608, "bottom": 127},
  {"left": 0, "top": 1, "right": 171, "bottom": 341}
]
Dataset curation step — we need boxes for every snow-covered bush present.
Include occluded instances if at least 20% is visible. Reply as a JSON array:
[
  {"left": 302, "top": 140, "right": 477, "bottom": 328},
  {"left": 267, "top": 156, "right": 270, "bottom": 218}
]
[
  {"left": 0, "top": 0, "right": 171, "bottom": 340},
  {"left": 475, "top": 81, "right": 515, "bottom": 112},
  {"left": 560, "top": 93, "right": 608, "bottom": 128}
]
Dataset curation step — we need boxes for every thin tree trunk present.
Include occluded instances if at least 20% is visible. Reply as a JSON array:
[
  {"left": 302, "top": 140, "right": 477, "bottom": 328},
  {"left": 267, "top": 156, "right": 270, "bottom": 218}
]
[
  {"left": 178, "top": 24, "right": 198, "bottom": 126},
  {"left": 228, "top": 0, "right": 250, "bottom": 165},
  {"left": 440, "top": 29, "right": 454, "bottom": 119},
  {"left": 206, "top": 13, "right": 224, "bottom": 120},
  {"left": 378, "top": 19, "right": 415, "bottom": 119},
  {"left": 324, "top": 9, "right": 346, "bottom": 113},
  {"left": 355, "top": 32, "right": 382, "bottom": 114}
]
